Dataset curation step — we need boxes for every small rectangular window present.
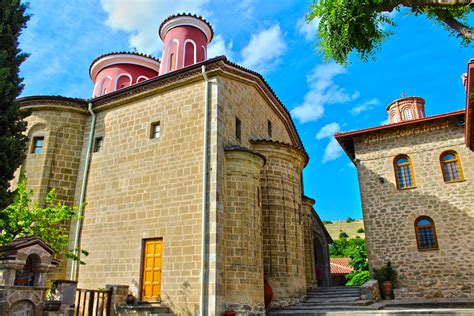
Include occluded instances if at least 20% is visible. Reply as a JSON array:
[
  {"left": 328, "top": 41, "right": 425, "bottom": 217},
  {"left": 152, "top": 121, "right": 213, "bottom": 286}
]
[
  {"left": 235, "top": 117, "right": 241, "bottom": 141},
  {"left": 31, "top": 137, "right": 44, "bottom": 154},
  {"left": 94, "top": 136, "right": 103, "bottom": 153},
  {"left": 267, "top": 120, "right": 272, "bottom": 138},
  {"left": 151, "top": 122, "right": 161, "bottom": 139}
]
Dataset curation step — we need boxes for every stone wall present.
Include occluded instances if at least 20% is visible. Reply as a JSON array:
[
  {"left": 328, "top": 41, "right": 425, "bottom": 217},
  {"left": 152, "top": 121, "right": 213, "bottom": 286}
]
[
  {"left": 302, "top": 197, "right": 317, "bottom": 289},
  {"left": 17, "top": 106, "right": 87, "bottom": 281},
  {"left": 223, "top": 148, "right": 265, "bottom": 313},
  {"left": 251, "top": 140, "right": 307, "bottom": 308},
  {"left": 354, "top": 116, "right": 474, "bottom": 299},
  {"left": 73, "top": 81, "right": 206, "bottom": 314}
]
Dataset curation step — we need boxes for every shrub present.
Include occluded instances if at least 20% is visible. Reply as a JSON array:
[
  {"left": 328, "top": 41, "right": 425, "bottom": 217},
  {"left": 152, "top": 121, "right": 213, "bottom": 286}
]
[
  {"left": 322, "top": 220, "right": 333, "bottom": 224},
  {"left": 346, "top": 270, "right": 370, "bottom": 286},
  {"left": 346, "top": 217, "right": 356, "bottom": 223},
  {"left": 339, "top": 231, "right": 349, "bottom": 239},
  {"left": 373, "top": 261, "right": 397, "bottom": 283},
  {"left": 357, "top": 228, "right": 365, "bottom": 233}
]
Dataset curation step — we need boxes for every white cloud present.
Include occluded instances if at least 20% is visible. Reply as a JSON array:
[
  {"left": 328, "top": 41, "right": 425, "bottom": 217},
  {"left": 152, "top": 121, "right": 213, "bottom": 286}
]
[
  {"left": 291, "top": 63, "right": 359, "bottom": 123},
  {"left": 316, "top": 122, "right": 343, "bottom": 163},
  {"left": 316, "top": 122, "right": 340, "bottom": 139},
  {"left": 380, "top": 117, "right": 391, "bottom": 125},
  {"left": 296, "top": 16, "right": 320, "bottom": 41},
  {"left": 322, "top": 138, "right": 344, "bottom": 163},
  {"left": 207, "top": 35, "right": 234, "bottom": 59},
  {"left": 350, "top": 98, "right": 380, "bottom": 115},
  {"left": 240, "top": 25, "right": 286, "bottom": 73},
  {"left": 100, "top": 0, "right": 209, "bottom": 54}
]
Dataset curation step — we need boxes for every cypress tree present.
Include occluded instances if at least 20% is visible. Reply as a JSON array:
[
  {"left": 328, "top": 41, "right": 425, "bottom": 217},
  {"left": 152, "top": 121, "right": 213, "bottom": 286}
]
[{"left": 0, "top": 0, "right": 31, "bottom": 209}]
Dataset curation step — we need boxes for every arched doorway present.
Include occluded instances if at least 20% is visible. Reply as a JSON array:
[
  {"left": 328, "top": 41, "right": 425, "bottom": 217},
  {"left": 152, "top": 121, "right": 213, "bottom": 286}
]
[{"left": 314, "top": 236, "right": 329, "bottom": 286}]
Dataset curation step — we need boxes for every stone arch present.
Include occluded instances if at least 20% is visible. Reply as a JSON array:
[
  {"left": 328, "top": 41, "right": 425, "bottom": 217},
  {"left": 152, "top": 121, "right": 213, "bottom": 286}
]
[{"left": 9, "top": 300, "right": 35, "bottom": 316}]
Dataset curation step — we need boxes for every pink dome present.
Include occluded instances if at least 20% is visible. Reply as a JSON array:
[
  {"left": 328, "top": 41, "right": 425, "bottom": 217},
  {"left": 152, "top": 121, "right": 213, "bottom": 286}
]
[
  {"left": 158, "top": 14, "right": 213, "bottom": 75},
  {"left": 90, "top": 52, "right": 161, "bottom": 97}
]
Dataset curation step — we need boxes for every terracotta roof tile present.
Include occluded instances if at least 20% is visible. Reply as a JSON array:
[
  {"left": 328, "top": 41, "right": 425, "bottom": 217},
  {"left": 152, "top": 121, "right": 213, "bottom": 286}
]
[{"left": 330, "top": 258, "right": 353, "bottom": 275}]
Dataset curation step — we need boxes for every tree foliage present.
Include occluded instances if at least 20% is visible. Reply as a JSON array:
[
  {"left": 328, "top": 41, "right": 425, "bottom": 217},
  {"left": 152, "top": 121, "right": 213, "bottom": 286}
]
[
  {"left": 0, "top": 177, "right": 88, "bottom": 264},
  {"left": 0, "top": 0, "right": 31, "bottom": 209},
  {"left": 330, "top": 236, "right": 366, "bottom": 257},
  {"left": 330, "top": 237, "right": 369, "bottom": 285},
  {"left": 307, "top": 0, "right": 473, "bottom": 64}
]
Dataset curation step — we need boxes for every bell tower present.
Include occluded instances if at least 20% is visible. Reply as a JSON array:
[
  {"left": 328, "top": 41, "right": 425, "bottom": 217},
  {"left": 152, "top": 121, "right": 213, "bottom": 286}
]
[{"left": 158, "top": 14, "right": 213, "bottom": 75}]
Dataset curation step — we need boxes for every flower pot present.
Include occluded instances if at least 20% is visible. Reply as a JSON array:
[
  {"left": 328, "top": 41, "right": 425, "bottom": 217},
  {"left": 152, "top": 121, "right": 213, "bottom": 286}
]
[
  {"left": 382, "top": 280, "right": 393, "bottom": 299},
  {"left": 126, "top": 294, "right": 135, "bottom": 305},
  {"left": 43, "top": 300, "right": 61, "bottom": 311},
  {"left": 224, "top": 310, "right": 236, "bottom": 316},
  {"left": 264, "top": 279, "right": 273, "bottom": 308}
]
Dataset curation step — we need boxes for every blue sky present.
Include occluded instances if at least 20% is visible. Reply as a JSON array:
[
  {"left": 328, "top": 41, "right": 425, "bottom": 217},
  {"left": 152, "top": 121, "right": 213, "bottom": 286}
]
[{"left": 19, "top": 0, "right": 473, "bottom": 220}]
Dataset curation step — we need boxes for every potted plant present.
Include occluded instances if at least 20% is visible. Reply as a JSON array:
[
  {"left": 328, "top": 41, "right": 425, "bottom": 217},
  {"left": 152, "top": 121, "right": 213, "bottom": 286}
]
[{"left": 373, "top": 261, "right": 397, "bottom": 299}]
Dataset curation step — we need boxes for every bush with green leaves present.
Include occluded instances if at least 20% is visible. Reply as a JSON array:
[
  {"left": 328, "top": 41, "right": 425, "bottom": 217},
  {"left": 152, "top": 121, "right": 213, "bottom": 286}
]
[
  {"left": 322, "top": 220, "right": 333, "bottom": 224},
  {"left": 357, "top": 228, "right": 365, "bottom": 233},
  {"left": 346, "top": 217, "right": 356, "bottom": 223},
  {"left": 0, "top": 177, "right": 88, "bottom": 264},
  {"left": 339, "top": 231, "right": 349, "bottom": 239},
  {"left": 373, "top": 261, "right": 398, "bottom": 283}
]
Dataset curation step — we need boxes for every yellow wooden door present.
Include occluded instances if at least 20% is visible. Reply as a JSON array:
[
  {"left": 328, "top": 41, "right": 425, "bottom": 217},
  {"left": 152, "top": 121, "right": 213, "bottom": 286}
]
[{"left": 141, "top": 239, "right": 162, "bottom": 300}]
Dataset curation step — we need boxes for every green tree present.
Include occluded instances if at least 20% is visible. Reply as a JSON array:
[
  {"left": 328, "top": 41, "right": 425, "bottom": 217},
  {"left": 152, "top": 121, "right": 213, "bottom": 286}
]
[
  {"left": 330, "top": 236, "right": 365, "bottom": 257},
  {"left": 0, "top": 0, "right": 31, "bottom": 209},
  {"left": 307, "top": 0, "right": 473, "bottom": 64},
  {"left": 0, "top": 177, "right": 87, "bottom": 263},
  {"left": 346, "top": 242, "right": 370, "bottom": 285}
]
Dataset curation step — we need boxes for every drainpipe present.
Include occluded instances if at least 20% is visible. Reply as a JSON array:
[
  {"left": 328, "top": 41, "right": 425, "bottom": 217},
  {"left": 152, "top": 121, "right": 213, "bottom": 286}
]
[
  {"left": 70, "top": 102, "right": 96, "bottom": 280},
  {"left": 200, "top": 65, "right": 210, "bottom": 316}
]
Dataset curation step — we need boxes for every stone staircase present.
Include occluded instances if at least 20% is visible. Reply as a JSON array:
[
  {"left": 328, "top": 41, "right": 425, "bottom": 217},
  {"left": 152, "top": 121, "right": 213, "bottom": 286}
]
[
  {"left": 116, "top": 301, "right": 174, "bottom": 315},
  {"left": 269, "top": 286, "right": 380, "bottom": 315}
]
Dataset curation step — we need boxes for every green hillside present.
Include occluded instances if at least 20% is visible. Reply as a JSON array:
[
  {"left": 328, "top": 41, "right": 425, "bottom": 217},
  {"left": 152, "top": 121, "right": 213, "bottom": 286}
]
[{"left": 324, "top": 219, "right": 365, "bottom": 240}]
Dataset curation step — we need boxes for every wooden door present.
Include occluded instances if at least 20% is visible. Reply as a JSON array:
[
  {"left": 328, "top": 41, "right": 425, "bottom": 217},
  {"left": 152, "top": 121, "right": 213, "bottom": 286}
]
[{"left": 141, "top": 239, "right": 162, "bottom": 300}]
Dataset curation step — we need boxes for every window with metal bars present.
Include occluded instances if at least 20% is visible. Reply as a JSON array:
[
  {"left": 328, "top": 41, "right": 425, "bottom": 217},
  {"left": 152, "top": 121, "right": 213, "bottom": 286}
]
[
  {"left": 394, "top": 155, "right": 416, "bottom": 189},
  {"left": 440, "top": 151, "right": 464, "bottom": 182},
  {"left": 415, "top": 216, "right": 438, "bottom": 250}
]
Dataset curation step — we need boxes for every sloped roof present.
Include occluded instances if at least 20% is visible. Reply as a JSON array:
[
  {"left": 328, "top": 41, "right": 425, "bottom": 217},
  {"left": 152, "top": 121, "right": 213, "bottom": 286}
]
[{"left": 330, "top": 257, "right": 353, "bottom": 275}]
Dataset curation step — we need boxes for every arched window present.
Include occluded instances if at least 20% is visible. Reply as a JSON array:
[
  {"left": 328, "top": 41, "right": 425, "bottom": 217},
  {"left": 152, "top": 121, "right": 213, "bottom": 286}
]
[
  {"left": 168, "top": 53, "right": 175, "bottom": 71},
  {"left": 394, "top": 155, "right": 416, "bottom": 189},
  {"left": 440, "top": 151, "right": 464, "bottom": 182},
  {"left": 415, "top": 216, "right": 438, "bottom": 250},
  {"left": 403, "top": 108, "right": 413, "bottom": 120}
]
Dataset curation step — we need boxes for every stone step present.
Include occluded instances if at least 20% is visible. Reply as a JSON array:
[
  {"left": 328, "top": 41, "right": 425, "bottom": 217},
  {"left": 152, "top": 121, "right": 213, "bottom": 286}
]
[
  {"left": 269, "top": 304, "right": 381, "bottom": 312},
  {"left": 304, "top": 297, "right": 359, "bottom": 304},
  {"left": 308, "top": 292, "right": 361, "bottom": 297}
]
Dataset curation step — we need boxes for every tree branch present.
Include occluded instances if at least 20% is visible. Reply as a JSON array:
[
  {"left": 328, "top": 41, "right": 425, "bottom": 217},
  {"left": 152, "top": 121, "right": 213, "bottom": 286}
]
[
  {"left": 436, "top": 13, "right": 474, "bottom": 40},
  {"left": 375, "top": 0, "right": 472, "bottom": 12}
]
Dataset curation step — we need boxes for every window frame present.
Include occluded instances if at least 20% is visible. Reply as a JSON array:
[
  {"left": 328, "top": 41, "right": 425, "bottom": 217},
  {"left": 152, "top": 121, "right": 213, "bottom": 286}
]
[
  {"left": 235, "top": 117, "right": 241, "bottom": 141},
  {"left": 150, "top": 121, "right": 161, "bottom": 140},
  {"left": 31, "top": 136, "right": 45, "bottom": 155},
  {"left": 414, "top": 216, "right": 439, "bottom": 251},
  {"left": 393, "top": 154, "right": 416, "bottom": 190},
  {"left": 93, "top": 136, "right": 103, "bottom": 153},
  {"left": 267, "top": 120, "right": 272, "bottom": 138},
  {"left": 439, "top": 150, "right": 464, "bottom": 183}
]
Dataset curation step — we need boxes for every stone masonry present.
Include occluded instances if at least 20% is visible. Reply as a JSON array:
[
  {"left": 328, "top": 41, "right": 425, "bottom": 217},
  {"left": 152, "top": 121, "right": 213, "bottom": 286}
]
[
  {"left": 17, "top": 58, "right": 330, "bottom": 315},
  {"left": 348, "top": 113, "right": 474, "bottom": 299}
]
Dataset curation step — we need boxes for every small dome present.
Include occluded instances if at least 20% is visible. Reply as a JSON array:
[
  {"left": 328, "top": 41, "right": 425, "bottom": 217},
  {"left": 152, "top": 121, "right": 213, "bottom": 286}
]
[
  {"left": 89, "top": 52, "right": 160, "bottom": 97},
  {"left": 386, "top": 96, "right": 426, "bottom": 124}
]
